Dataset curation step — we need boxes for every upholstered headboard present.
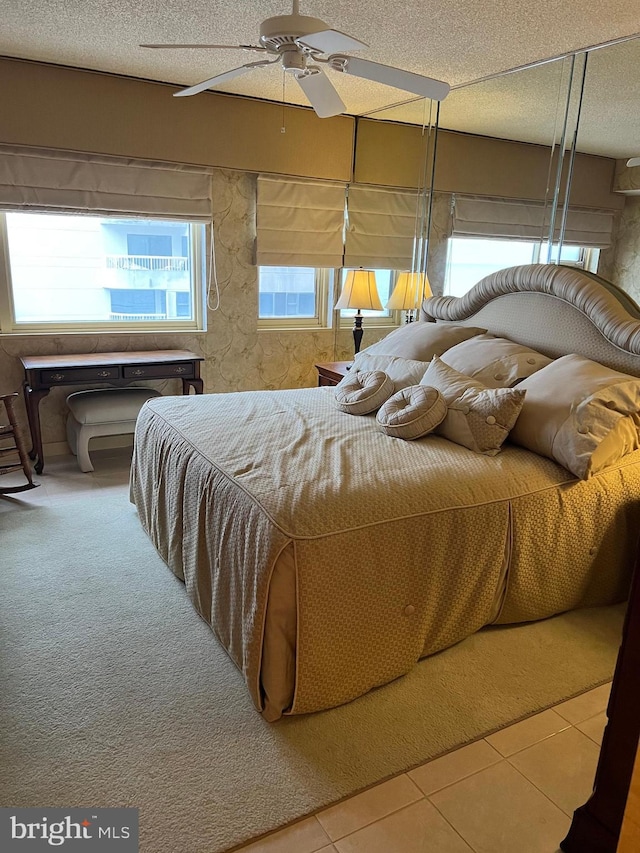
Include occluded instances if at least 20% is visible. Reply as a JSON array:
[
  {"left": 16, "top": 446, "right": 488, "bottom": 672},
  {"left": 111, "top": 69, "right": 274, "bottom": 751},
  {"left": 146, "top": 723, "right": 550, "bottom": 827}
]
[{"left": 421, "top": 264, "right": 640, "bottom": 378}]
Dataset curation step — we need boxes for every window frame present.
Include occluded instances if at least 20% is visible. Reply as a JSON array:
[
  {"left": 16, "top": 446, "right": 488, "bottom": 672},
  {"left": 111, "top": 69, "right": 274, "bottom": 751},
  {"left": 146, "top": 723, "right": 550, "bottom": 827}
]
[
  {"left": 0, "top": 212, "right": 208, "bottom": 335},
  {"left": 444, "top": 236, "right": 601, "bottom": 298},
  {"left": 257, "top": 267, "right": 333, "bottom": 330},
  {"left": 257, "top": 266, "right": 404, "bottom": 331}
]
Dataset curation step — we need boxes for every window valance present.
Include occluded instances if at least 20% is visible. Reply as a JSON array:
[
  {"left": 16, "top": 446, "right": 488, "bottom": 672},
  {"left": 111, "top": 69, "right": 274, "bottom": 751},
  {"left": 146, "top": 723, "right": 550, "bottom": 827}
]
[
  {"left": 452, "top": 195, "right": 615, "bottom": 249},
  {"left": 0, "top": 144, "right": 214, "bottom": 221},
  {"left": 343, "top": 185, "right": 423, "bottom": 269},
  {"left": 256, "top": 175, "right": 346, "bottom": 267}
]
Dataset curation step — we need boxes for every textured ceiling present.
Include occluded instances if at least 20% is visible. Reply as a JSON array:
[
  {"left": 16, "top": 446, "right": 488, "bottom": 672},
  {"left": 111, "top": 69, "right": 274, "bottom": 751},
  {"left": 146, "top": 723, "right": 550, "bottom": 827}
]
[{"left": 3, "top": 1, "right": 640, "bottom": 156}]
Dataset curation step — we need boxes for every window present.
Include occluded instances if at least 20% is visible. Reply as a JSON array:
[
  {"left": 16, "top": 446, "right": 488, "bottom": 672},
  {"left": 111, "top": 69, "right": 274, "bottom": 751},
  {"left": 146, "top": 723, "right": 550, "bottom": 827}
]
[
  {"left": 445, "top": 238, "right": 599, "bottom": 298},
  {"left": 258, "top": 266, "right": 332, "bottom": 328},
  {"left": 0, "top": 213, "right": 206, "bottom": 332},
  {"left": 126, "top": 233, "right": 172, "bottom": 257}
]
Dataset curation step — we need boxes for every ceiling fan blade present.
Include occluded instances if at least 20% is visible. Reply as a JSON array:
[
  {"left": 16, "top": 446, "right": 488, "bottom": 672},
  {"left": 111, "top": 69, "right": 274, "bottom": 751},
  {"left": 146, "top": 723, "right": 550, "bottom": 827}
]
[
  {"left": 329, "top": 55, "right": 450, "bottom": 101},
  {"left": 627, "top": 157, "right": 640, "bottom": 167},
  {"left": 296, "top": 29, "right": 368, "bottom": 54},
  {"left": 173, "top": 60, "right": 272, "bottom": 97},
  {"left": 141, "top": 44, "right": 265, "bottom": 51},
  {"left": 296, "top": 69, "right": 346, "bottom": 118}
]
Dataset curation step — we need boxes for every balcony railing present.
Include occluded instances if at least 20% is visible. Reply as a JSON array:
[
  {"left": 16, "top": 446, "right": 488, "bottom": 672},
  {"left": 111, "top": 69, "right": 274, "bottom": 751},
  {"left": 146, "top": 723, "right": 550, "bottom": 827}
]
[{"left": 106, "top": 255, "right": 189, "bottom": 272}]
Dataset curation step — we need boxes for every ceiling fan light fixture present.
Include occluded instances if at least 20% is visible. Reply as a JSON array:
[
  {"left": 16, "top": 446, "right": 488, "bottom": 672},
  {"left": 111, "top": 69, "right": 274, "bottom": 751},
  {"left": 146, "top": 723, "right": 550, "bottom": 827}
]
[
  {"left": 627, "top": 157, "right": 640, "bottom": 168},
  {"left": 148, "top": 0, "right": 451, "bottom": 116}
]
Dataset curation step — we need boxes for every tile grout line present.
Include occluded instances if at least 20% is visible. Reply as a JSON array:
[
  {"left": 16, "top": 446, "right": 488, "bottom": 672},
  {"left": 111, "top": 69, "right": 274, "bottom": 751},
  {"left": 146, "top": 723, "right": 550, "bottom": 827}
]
[
  {"left": 504, "top": 755, "right": 584, "bottom": 819},
  {"left": 426, "top": 790, "right": 483, "bottom": 853},
  {"left": 315, "top": 778, "right": 425, "bottom": 843},
  {"left": 487, "top": 722, "right": 574, "bottom": 760}
]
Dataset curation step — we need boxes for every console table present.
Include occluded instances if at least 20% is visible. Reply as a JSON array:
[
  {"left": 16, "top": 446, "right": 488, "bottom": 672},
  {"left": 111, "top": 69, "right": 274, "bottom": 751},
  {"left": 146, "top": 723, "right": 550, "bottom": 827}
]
[{"left": 21, "top": 349, "right": 204, "bottom": 473}]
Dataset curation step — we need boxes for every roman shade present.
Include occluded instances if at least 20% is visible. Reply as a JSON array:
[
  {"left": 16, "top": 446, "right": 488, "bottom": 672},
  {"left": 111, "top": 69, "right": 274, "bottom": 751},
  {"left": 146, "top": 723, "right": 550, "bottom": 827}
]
[
  {"left": 0, "top": 143, "right": 213, "bottom": 220},
  {"left": 344, "top": 184, "right": 422, "bottom": 269},
  {"left": 256, "top": 175, "right": 346, "bottom": 267},
  {"left": 452, "top": 195, "right": 615, "bottom": 248}
]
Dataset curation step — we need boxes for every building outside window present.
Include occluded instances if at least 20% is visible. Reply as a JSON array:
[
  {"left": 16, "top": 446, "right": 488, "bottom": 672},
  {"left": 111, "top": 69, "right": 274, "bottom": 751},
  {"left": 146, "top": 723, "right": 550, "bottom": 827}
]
[
  {"left": 258, "top": 266, "right": 333, "bottom": 328},
  {"left": 0, "top": 212, "right": 205, "bottom": 333}
]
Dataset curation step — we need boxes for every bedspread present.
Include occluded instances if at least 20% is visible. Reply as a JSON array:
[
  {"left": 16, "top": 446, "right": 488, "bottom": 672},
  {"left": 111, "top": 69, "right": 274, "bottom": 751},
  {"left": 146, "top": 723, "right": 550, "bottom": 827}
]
[{"left": 130, "top": 387, "right": 640, "bottom": 718}]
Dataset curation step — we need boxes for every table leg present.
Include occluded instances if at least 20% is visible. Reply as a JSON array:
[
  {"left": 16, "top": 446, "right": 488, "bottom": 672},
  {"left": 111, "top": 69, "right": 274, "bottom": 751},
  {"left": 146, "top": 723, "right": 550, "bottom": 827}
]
[
  {"left": 182, "top": 378, "right": 203, "bottom": 395},
  {"left": 23, "top": 384, "right": 50, "bottom": 474}
]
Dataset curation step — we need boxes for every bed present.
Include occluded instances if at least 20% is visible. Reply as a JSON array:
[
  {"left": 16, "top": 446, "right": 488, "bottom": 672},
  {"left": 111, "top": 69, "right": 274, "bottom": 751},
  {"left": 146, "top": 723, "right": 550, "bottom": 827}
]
[{"left": 130, "top": 264, "right": 640, "bottom": 721}]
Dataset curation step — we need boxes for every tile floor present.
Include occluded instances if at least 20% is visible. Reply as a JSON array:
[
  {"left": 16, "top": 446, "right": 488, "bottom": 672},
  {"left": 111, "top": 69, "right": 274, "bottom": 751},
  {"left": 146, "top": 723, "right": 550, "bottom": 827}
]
[
  {"left": 3, "top": 448, "right": 610, "bottom": 853},
  {"left": 236, "top": 688, "right": 608, "bottom": 853}
]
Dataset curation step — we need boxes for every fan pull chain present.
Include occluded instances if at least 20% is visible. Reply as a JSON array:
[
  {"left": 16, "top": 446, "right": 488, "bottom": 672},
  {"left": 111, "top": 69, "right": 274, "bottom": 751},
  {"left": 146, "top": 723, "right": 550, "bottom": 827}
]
[{"left": 281, "top": 71, "right": 286, "bottom": 133}]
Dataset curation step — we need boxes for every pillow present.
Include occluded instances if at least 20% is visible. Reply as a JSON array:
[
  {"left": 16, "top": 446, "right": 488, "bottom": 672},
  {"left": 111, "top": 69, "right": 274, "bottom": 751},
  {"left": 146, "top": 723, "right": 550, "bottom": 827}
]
[
  {"left": 508, "top": 353, "right": 640, "bottom": 479},
  {"left": 351, "top": 353, "right": 431, "bottom": 391},
  {"left": 420, "top": 356, "right": 526, "bottom": 456},
  {"left": 441, "top": 334, "right": 553, "bottom": 388},
  {"left": 376, "top": 385, "right": 447, "bottom": 440},
  {"left": 334, "top": 369, "right": 394, "bottom": 415},
  {"left": 360, "top": 322, "right": 487, "bottom": 361}
]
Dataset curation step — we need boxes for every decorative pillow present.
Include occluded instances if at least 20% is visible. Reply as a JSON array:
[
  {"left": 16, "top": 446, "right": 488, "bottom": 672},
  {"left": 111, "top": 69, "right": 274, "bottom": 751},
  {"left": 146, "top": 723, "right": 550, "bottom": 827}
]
[
  {"left": 509, "top": 353, "right": 640, "bottom": 479},
  {"left": 334, "top": 369, "right": 394, "bottom": 415},
  {"left": 441, "top": 334, "right": 553, "bottom": 388},
  {"left": 376, "top": 385, "right": 447, "bottom": 440},
  {"left": 351, "top": 353, "right": 431, "bottom": 391},
  {"left": 360, "top": 322, "right": 487, "bottom": 361},
  {"left": 420, "top": 356, "right": 526, "bottom": 456}
]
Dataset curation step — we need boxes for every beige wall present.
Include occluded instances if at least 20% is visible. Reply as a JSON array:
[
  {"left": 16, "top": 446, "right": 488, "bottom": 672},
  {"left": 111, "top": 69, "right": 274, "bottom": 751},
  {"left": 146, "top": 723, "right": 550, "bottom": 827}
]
[
  {"left": 0, "top": 57, "right": 634, "bottom": 455},
  {"left": 355, "top": 120, "right": 624, "bottom": 211},
  {"left": 0, "top": 58, "right": 355, "bottom": 181}
]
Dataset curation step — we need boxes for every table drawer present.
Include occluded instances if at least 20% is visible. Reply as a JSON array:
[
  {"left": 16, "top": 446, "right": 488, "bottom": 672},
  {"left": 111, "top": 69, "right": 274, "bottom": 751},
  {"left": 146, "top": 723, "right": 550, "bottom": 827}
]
[
  {"left": 122, "top": 363, "right": 195, "bottom": 380},
  {"left": 39, "top": 367, "right": 120, "bottom": 385}
]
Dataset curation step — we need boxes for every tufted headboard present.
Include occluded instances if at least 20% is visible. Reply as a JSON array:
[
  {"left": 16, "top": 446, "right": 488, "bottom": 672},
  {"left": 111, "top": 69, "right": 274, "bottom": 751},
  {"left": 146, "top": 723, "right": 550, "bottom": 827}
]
[{"left": 420, "top": 264, "right": 640, "bottom": 378}]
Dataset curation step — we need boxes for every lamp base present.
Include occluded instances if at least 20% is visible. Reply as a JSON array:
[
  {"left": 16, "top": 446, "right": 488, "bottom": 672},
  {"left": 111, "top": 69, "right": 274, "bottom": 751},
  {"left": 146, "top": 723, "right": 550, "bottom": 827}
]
[{"left": 353, "top": 311, "right": 364, "bottom": 355}]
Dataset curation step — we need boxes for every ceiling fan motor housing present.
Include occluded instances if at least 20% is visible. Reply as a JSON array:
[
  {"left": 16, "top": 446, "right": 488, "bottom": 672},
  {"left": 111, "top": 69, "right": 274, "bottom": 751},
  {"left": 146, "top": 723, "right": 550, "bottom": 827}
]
[{"left": 259, "top": 14, "right": 329, "bottom": 53}]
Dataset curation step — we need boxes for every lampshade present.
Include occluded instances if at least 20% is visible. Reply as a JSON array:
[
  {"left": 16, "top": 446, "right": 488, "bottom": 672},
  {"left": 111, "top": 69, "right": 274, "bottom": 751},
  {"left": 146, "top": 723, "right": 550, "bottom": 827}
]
[
  {"left": 335, "top": 269, "right": 383, "bottom": 311},
  {"left": 386, "top": 271, "right": 433, "bottom": 310}
]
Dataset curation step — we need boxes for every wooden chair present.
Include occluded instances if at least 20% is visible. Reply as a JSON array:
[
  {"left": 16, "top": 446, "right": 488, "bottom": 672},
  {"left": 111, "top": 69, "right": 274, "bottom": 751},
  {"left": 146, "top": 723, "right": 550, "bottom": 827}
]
[{"left": 0, "top": 392, "right": 39, "bottom": 494}]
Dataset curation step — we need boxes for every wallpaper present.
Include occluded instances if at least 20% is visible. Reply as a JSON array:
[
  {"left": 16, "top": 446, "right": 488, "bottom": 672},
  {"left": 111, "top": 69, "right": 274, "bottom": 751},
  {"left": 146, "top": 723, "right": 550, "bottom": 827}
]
[{"left": 610, "top": 196, "right": 640, "bottom": 305}]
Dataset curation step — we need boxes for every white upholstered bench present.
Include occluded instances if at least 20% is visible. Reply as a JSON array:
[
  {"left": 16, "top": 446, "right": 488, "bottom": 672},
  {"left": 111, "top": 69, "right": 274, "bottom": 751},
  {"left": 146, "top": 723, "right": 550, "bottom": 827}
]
[{"left": 66, "top": 387, "right": 161, "bottom": 472}]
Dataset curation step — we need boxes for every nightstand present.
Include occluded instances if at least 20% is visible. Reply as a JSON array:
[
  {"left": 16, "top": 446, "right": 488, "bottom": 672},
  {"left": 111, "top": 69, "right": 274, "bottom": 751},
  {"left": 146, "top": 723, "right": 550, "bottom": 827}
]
[{"left": 314, "top": 361, "right": 352, "bottom": 387}]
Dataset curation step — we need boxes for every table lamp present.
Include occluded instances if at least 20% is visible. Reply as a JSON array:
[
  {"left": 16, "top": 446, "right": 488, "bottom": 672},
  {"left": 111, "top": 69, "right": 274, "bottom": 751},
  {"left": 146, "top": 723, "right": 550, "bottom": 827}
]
[
  {"left": 386, "top": 271, "right": 432, "bottom": 323},
  {"left": 335, "top": 269, "right": 383, "bottom": 356}
]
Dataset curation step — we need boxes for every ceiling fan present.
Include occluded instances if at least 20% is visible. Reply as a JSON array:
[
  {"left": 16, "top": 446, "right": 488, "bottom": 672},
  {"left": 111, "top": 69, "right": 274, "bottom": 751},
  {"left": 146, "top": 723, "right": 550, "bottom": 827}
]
[{"left": 140, "top": 0, "right": 450, "bottom": 118}]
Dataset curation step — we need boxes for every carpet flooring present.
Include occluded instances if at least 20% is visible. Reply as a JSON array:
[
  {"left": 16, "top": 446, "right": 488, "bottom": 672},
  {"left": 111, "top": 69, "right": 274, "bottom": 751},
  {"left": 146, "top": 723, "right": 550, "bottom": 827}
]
[{"left": 0, "top": 490, "right": 623, "bottom": 852}]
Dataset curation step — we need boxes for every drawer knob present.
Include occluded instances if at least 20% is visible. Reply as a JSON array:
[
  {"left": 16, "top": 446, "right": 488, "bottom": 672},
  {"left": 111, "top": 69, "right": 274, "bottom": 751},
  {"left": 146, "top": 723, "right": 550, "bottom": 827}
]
[
  {"left": 51, "top": 372, "right": 65, "bottom": 381},
  {"left": 97, "top": 371, "right": 111, "bottom": 378},
  {"left": 174, "top": 366, "right": 187, "bottom": 374},
  {"left": 131, "top": 369, "right": 146, "bottom": 376}
]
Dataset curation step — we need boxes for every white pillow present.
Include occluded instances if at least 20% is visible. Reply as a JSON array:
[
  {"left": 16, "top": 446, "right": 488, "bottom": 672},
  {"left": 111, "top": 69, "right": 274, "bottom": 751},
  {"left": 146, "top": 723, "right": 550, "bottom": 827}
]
[
  {"left": 509, "top": 353, "right": 640, "bottom": 478},
  {"left": 376, "top": 385, "right": 447, "bottom": 440},
  {"left": 334, "top": 369, "right": 394, "bottom": 415}
]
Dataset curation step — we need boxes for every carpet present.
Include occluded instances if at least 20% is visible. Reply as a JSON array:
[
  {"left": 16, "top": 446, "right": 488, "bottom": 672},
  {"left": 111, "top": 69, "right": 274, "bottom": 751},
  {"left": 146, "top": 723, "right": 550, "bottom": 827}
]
[{"left": 0, "top": 491, "right": 623, "bottom": 852}]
